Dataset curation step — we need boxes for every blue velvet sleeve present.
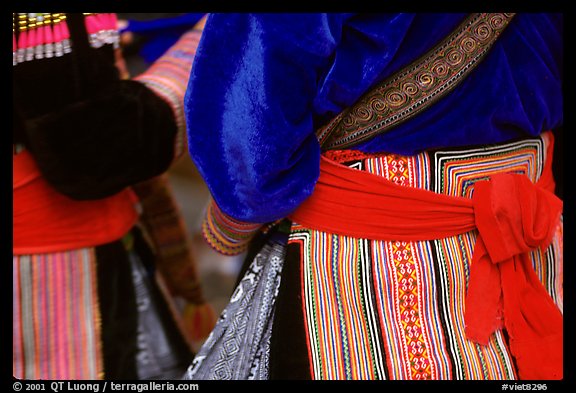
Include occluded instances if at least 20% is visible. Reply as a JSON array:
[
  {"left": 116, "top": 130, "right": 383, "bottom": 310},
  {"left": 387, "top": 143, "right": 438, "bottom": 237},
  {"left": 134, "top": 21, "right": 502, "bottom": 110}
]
[
  {"left": 185, "top": 14, "right": 347, "bottom": 223},
  {"left": 185, "top": 13, "right": 563, "bottom": 224}
]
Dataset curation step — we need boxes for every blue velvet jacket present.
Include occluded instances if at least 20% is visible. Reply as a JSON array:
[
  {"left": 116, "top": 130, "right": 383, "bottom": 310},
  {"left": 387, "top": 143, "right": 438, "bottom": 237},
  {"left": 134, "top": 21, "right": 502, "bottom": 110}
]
[{"left": 185, "top": 13, "right": 563, "bottom": 223}]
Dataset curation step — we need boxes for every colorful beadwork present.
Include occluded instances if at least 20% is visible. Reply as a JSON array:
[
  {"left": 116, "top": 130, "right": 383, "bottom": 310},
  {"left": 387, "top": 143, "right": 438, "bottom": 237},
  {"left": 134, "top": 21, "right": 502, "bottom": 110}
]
[{"left": 13, "top": 13, "right": 119, "bottom": 66}]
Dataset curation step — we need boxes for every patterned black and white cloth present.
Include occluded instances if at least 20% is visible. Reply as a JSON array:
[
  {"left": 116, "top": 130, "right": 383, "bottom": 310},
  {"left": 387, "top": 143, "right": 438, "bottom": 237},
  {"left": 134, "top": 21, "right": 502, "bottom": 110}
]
[{"left": 184, "top": 232, "right": 286, "bottom": 380}]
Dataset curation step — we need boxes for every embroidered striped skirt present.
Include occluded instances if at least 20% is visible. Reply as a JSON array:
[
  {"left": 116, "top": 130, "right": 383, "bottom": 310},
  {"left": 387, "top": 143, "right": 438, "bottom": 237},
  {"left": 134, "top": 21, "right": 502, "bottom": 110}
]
[
  {"left": 13, "top": 227, "right": 194, "bottom": 380},
  {"left": 186, "top": 132, "right": 563, "bottom": 380}
]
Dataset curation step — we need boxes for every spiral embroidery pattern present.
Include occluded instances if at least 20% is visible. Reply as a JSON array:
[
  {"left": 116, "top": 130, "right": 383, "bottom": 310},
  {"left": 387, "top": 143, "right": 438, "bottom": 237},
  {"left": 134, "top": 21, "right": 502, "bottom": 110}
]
[{"left": 318, "top": 13, "right": 515, "bottom": 150}]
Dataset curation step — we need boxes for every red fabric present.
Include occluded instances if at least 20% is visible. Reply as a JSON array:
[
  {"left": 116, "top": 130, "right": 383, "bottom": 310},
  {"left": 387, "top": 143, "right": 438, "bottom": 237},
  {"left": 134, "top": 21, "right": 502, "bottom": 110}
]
[
  {"left": 468, "top": 172, "right": 563, "bottom": 380},
  {"left": 13, "top": 150, "right": 139, "bottom": 254},
  {"left": 290, "top": 137, "right": 563, "bottom": 380}
]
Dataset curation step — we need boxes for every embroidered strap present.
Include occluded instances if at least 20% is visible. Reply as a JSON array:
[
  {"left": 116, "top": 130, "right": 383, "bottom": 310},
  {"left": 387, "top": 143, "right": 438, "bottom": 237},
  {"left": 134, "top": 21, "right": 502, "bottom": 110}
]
[
  {"left": 202, "top": 197, "right": 262, "bottom": 256},
  {"left": 317, "top": 13, "right": 515, "bottom": 150},
  {"left": 134, "top": 29, "right": 203, "bottom": 159}
]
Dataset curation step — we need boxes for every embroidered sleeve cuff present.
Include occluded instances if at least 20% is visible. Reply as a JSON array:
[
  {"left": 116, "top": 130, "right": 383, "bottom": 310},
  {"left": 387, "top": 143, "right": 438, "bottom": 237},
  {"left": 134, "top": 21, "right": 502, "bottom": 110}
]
[
  {"left": 202, "top": 198, "right": 263, "bottom": 256},
  {"left": 134, "top": 30, "right": 202, "bottom": 159}
]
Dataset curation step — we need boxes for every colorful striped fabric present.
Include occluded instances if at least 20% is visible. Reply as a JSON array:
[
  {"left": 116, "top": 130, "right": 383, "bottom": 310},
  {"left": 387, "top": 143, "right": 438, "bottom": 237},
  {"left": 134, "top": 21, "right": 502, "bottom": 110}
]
[
  {"left": 132, "top": 175, "right": 206, "bottom": 303},
  {"left": 202, "top": 198, "right": 262, "bottom": 256},
  {"left": 134, "top": 29, "right": 202, "bottom": 160},
  {"left": 13, "top": 248, "right": 103, "bottom": 380},
  {"left": 290, "top": 132, "right": 563, "bottom": 380},
  {"left": 131, "top": 175, "right": 217, "bottom": 343}
]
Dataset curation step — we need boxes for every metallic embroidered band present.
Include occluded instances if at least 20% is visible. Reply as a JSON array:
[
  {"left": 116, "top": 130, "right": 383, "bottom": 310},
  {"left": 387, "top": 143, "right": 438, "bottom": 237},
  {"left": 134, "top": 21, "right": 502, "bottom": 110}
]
[{"left": 317, "top": 13, "right": 515, "bottom": 150}]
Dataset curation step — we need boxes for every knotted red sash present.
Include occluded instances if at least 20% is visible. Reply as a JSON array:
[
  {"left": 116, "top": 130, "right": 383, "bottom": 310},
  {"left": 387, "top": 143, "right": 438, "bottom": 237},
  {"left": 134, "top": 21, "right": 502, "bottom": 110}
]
[
  {"left": 467, "top": 172, "right": 563, "bottom": 379},
  {"left": 290, "top": 137, "right": 563, "bottom": 379}
]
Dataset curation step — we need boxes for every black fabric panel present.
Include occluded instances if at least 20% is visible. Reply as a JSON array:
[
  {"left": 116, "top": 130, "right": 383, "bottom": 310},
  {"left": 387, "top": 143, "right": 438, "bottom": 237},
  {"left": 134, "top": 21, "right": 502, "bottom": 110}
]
[
  {"left": 65, "top": 13, "right": 119, "bottom": 102},
  {"left": 268, "top": 232, "right": 312, "bottom": 380},
  {"left": 96, "top": 227, "right": 194, "bottom": 379},
  {"left": 130, "top": 227, "right": 195, "bottom": 374},
  {"left": 96, "top": 236, "right": 139, "bottom": 380},
  {"left": 13, "top": 102, "right": 28, "bottom": 146},
  {"left": 22, "top": 79, "right": 177, "bottom": 200}
]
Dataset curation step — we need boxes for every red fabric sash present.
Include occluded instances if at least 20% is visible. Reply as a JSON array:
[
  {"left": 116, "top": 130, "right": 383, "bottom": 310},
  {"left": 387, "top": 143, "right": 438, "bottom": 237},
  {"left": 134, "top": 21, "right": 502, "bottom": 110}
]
[
  {"left": 13, "top": 150, "right": 139, "bottom": 254},
  {"left": 290, "top": 136, "right": 563, "bottom": 380}
]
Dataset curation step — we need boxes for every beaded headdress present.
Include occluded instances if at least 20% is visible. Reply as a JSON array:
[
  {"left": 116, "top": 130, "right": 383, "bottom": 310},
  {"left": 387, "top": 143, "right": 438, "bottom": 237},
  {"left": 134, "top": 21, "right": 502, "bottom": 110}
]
[{"left": 13, "top": 13, "right": 120, "bottom": 66}]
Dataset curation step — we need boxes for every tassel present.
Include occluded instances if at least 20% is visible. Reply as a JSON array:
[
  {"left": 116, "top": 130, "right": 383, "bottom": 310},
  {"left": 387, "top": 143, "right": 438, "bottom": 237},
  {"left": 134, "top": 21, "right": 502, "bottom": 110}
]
[
  {"left": 84, "top": 13, "right": 98, "bottom": 33},
  {"left": 44, "top": 14, "right": 54, "bottom": 58},
  {"left": 16, "top": 13, "right": 27, "bottom": 64},
  {"left": 182, "top": 302, "right": 217, "bottom": 343},
  {"left": 60, "top": 14, "right": 71, "bottom": 54},
  {"left": 84, "top": 13, "right": 103, "bottom": 48},
  {"left": 96, "top": 13, "right": 109, "bottom": 46},
  {"left": 13, "top": 14, "right": 17, "bottom": 65},
  {"left": 25, "top": 27, "right": 35, "bottom": 61},
  {"left": 96, "top": 13, "right": 108, "bottom": 45},
  {"left": 101, "top": 13, "right": 115, "bottom": 46},
  {"left": 109, "top": 13, "right": 119, "bottom": 29},
  {"left": 53, "top": 14, "right": 64, "bottom": 57},
  {"left": 13, "top": 32, "right": 17, "bottom": 65},
  {"left": 34, "top": 15, "right": 44, "bottom": 60},
  {"left": 25, "top": 14, "right": 36, "bottom": 61},
  {"left": 16, "top": 13, "right": 28, "bottom": 64},
  {"left": 16, "top": 30, "right": 27, "bottom": 63}
]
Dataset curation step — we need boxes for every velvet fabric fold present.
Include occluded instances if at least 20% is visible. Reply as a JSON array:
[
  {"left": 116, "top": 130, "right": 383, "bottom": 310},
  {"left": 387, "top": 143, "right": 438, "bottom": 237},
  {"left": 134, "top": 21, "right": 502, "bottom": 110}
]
[{"left": 22, "top": 79, "right": 177, "bottom": 200}]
